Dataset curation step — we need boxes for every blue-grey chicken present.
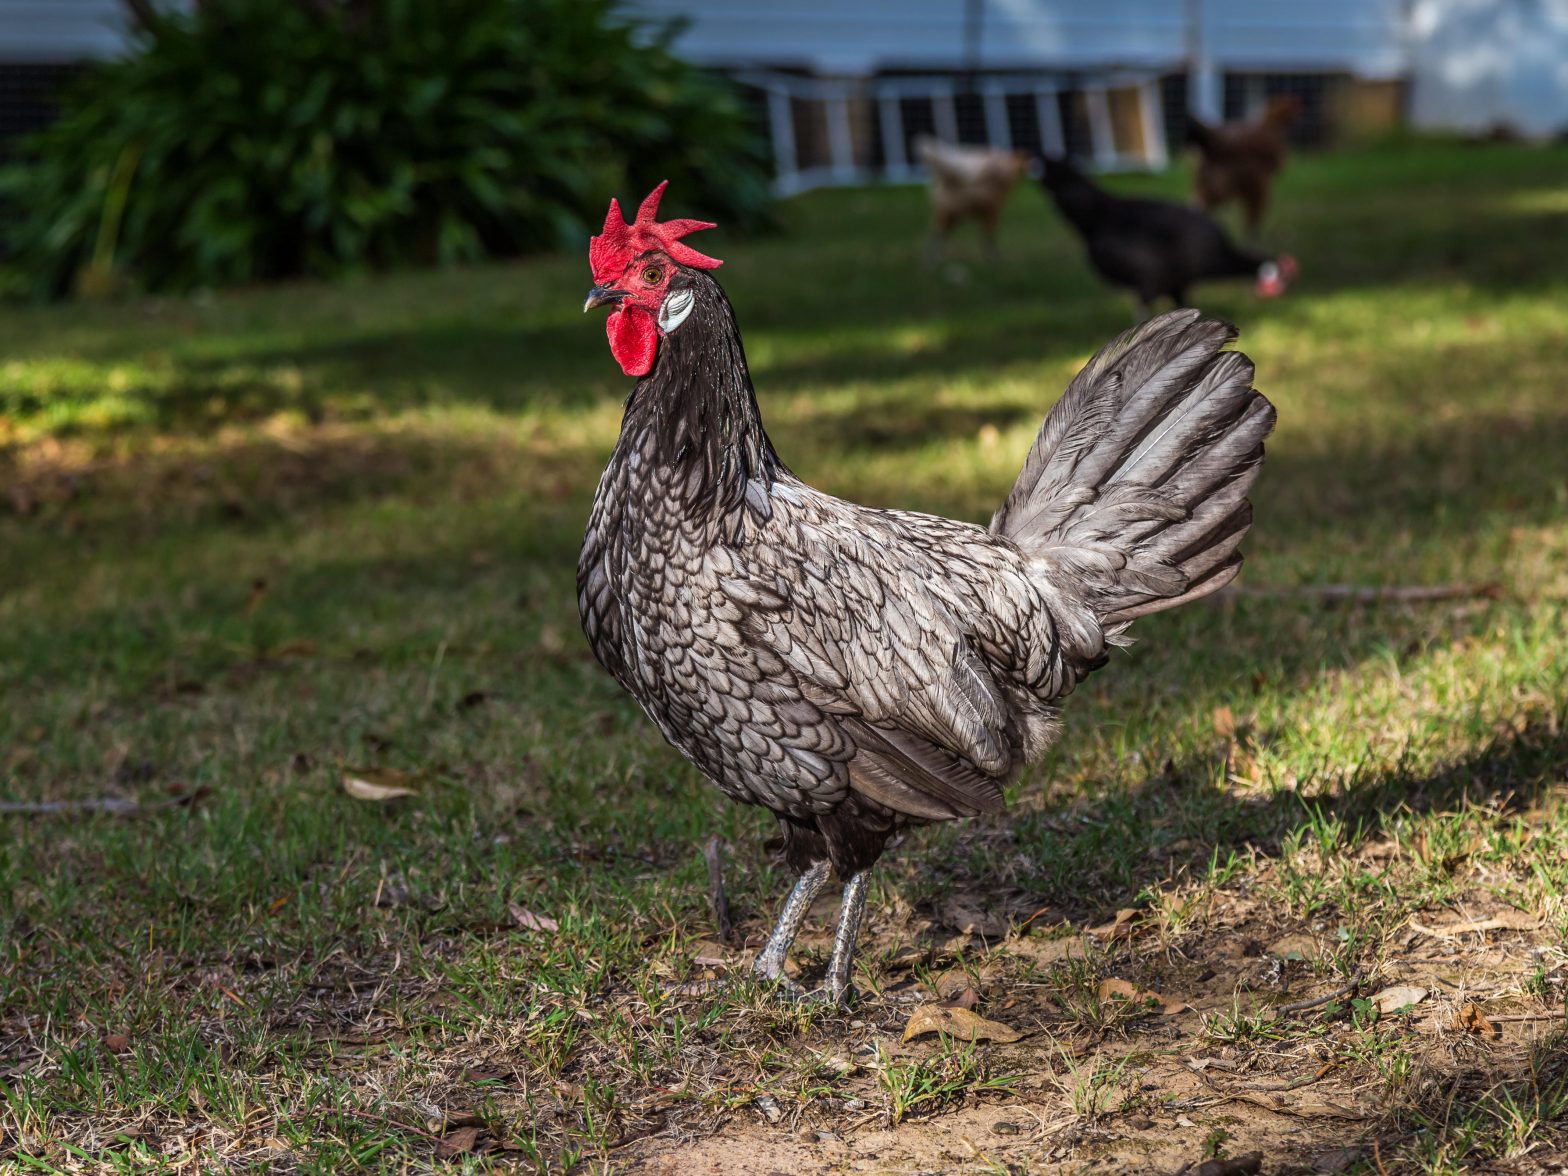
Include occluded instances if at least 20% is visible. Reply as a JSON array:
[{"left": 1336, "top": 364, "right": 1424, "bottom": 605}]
[{"left": 579, "top": 182, "right": 1276, "bottom": 1004}]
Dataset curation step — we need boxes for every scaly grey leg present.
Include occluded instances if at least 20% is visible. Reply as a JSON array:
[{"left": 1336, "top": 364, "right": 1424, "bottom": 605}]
[
  {"left": 751, "top": 860, "right": 831, "bottom": 986},
  {"left": 823, "top": 870, "right": 870, "bottom": 1006}
]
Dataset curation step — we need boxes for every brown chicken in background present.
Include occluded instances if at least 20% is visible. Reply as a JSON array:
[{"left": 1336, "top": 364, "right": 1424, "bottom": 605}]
[
  {"left": 1186, "top": 95, "right": 1300, "bottom": 239},
  {"left": 913, "top": 135, "right": 1031, "bottom": 262}
]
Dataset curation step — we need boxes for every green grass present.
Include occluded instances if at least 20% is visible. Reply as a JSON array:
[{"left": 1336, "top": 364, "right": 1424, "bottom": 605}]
[{"left": 2, "top": 138, "right": 1566, "bottom": 1172}]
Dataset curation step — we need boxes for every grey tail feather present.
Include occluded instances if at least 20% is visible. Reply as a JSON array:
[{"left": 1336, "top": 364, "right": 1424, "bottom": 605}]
[{"left": 990, "top": 308, "right": 1276, "bottom": 626}]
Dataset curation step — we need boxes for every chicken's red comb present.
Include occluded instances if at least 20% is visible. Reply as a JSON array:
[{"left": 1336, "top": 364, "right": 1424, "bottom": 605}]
[{"left": 589, "top": 181, "right": 721, "bottom": 282}]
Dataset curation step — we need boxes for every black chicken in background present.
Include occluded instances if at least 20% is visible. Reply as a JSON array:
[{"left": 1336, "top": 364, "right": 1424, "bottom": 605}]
[
  {"left": 578, "top": 183, "right": 1276, "bottom": 1005},
  {"left": 1039, "top": 154, "right": 1296, "bottom": 317}
]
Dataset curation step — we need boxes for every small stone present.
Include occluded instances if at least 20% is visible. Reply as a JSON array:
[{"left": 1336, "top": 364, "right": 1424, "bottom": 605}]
[
  {"left": 754, "top": 1094, "right": 782, "bottom": 1124},
  {"left": 991, "top": 1121, "right": 1021, "bottom": 1136}
]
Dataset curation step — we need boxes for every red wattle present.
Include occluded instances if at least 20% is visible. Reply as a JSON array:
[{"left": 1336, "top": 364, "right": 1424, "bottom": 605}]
[{"left": 607, "top": 303, "right": 658, "bottom": 377}]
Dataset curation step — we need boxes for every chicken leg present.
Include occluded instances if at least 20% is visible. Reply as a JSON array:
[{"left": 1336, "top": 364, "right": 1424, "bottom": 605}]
[
  {"left": 751, "top": 860, "right": 830, "bottom": 987},
  {"left": 750, "top": 860, "right": 866, "bottom": 1006},
  {"left": 822, "top": 870, "right": 869, "bottom": 1005}
]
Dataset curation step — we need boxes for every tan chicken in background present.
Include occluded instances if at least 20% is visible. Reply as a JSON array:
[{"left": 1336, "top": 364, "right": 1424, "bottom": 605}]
[{"left": 913, "top": 135, "right": 1032, "bottom": 263}]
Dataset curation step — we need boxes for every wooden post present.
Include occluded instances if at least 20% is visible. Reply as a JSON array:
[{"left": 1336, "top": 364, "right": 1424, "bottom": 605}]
[
  {"left": 826, "top": 83, "right": 857, "bottom": 182},
  {"left": 879, "top": 93, "right": 909, "bottom": 180},
  {"left": 1085, "top": 85, "right": 1115, "bottom": 168},
  {"left": 1139, "top": 79, "right": 1169, "bottom": 169},
  {"left": 767, "top": 85, "right": 799, "bottom": 195},
  {"left": 983, "top": 84, "right": 1011, "bottom": 149},
  {"left": 1035, "top": 86, "right": 1064, "bottom": 156},
  {"left": 935, "top": 82, "right": 960, "bottom": 144}
]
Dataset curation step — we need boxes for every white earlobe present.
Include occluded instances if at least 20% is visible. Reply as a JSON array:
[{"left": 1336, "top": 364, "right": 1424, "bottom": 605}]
[{"left": 658, "top": 288, "right": 695, "bottom": 333}]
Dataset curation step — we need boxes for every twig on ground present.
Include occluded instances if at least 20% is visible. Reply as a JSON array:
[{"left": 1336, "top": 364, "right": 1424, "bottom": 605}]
[
  {"left": 1213, "top": 582, "right": 1502, "bottom": 607},
  {"left": 0, "top": 790, "right": 207, "bottom": 816},
  {"left": 336, "top": 1106, "right": 438, "bottom": 1140},
  {"left": 703, "top": 834, "right": 733, "bottom": 943},
  {"left": 1485, "top": 1009, "right": 1566, "bottom": 1023},
  {"left": 1409, "top": 914, "right": 1542, "bottom": 938},
  {"left": 1209, "top": 1091, "right": 1368, "bottom": 1120},
  {"left": 1276, "top": 969, "right": 1365, "bottom": 1015},
  {"left": 1240, "top": 1061, "right": 1335, "bottom": 1091}
]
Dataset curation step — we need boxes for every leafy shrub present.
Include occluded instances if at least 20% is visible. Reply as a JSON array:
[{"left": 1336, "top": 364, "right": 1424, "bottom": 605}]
[{"left": 0, "top": 0, "right": 773, "bottom": 297}]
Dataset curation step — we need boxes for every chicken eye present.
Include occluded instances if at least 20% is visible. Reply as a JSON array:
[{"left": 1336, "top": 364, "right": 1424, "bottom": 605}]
[{"left": 641, "top": 266, "right": 663, "bottom": 284}]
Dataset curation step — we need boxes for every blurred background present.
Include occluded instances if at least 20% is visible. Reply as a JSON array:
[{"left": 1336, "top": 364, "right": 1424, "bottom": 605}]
[
  {"left": 3, "top": 0, "right": 1568, "bottom": 294},
  {"left": 1, "top": 3, "right": 1566, "bottom": 1172}
]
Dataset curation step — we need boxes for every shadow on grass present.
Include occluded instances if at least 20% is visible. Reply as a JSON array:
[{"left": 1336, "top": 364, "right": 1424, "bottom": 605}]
[{"left": 972, "top": 707, "right": 1568, "bottom": 925}]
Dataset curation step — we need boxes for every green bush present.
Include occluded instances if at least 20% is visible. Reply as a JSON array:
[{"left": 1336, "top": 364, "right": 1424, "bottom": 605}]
[{"left": 0, "top": 0, "right": 774, "bottom": 297}]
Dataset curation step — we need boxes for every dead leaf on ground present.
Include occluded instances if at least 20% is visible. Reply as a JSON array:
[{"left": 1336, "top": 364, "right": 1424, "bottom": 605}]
[
  {"left": 509, "top": 903, "right": 559, "bottom": 932},
  {"left": 689, "top": 940, "right": 730, "bottom": 968},
  {"left": 1453, "top": 1002, "right": 1501, "bottom": 1038},
  {"left": 462, "top": 1067, "right": 512, "bottom": 1084},
  {"left": 243, "top": 578, "right": 268, "bottom": 618},
  {"left": 434, "top": 1125, "right": 481, "bottom": 1159},
  {"left": 938, "top": 898, "right": 1008, "bottom": 938},
  {"left": 1098, "top": 977, "right": 1189, "bottom": 1015},
  {"left": 341, "top": 767, "right": 419, "bottom": 802},
  {"left": 1227, "top": 743, "right": 1265, "bottom": 786},
  {"left": 1087, "top": 908, "right": 1138, "bottom": 942},
  {"left": 1211, "top": 705, "right": 1237, "bottom": 738},
  {"left": 1311, "top": 1147, "right": 1365, "bottom": 1174},
  {"left": 1007, "top": 935, "right": 1090, "bottom": 966},
  {"left": 938, "top": 986, "right": 980, "bottom": 1011},
  {"left": 1371, "top": 985, "right": 1428, "bottom": 1015},
  {"left": 267, "top": 638, "right": 318, "bottom": 659},
  {"left": 903, "top": 1004, "right": 1021, "bottom": 1044}
]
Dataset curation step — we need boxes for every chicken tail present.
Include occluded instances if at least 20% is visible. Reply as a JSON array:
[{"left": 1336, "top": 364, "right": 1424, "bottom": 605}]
[{"left": 990, "top": 309, "right": 1274, "bottom": 630}]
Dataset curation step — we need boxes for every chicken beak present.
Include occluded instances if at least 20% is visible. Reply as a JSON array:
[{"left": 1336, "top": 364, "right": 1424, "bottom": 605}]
[{"left": 584, "top": 285, "right": 628, "bottom": 312}]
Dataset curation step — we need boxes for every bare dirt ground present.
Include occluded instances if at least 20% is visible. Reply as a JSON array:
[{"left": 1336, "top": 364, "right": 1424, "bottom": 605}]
[{"left": 613, "top": 855, "right": 1567, "bottom": 1175}]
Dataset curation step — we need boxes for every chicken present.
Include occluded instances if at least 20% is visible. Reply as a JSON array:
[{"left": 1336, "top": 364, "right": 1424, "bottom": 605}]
[
  {"left": 913, "top": 135, "right": 1031, "bottom": 262},
  {"left": 1038, "top": 154, "right": 1296, "bottom": 316},
  {"left": 1187, "top": 95, "right": 1300, "bottom": 239},
  {"left": 579, "top": 182, "right": 1276, "bottom": 1005}
]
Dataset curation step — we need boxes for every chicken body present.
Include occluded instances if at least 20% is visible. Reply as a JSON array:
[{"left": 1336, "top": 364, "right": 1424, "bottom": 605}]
[
  {"left": 1039, "top": 155, "right": 1292, "bottom": 313},
  {"left": 581, "top": 291, "right": 1098, "bottom": 859},
  {"left": 914, "top": 136, "right": 1030, "bottom": 261}
]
